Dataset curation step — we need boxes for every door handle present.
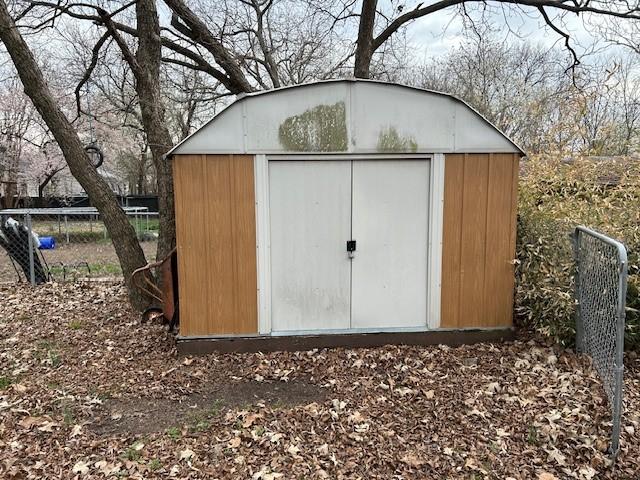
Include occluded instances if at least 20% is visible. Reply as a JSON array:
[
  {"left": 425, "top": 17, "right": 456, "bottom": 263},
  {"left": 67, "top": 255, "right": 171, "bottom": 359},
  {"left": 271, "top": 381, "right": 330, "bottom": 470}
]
[{"left": 347, "top": 240, "right": 356, "bottom": 258}]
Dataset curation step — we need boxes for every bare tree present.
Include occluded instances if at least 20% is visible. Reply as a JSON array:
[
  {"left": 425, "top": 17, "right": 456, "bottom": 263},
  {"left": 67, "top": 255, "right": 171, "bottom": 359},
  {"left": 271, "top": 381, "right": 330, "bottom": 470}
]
[
  {"left": 574, "top": 56, "right": 640, "bottom": 155},
  {"left": 35, "top": 141, "right": 67, "bottom": 205},
  {"left": 0, "top": 76, "right": 37, "bottom": 207},
  {"left": 413, "top": 30, "right": 574, "bottom": 150},
  {"left": 85, "top": 0, "right": 175, "bottom": 261},
  {"left": 163, "top": 66, "right": 217, "bottom": 140},
  {"left": 411, "top": 30, "right": 640, "bottom": 156},
  {"left": 352, "top": 0, "right": 640, "bottom": 79},
  {"left": 610, "top": 56, "right": 640, "bottom": 155},
  {"left": 29, "top": 0, "right": 222, "bottom": 261},
  {"left": 0, "top": 0, "right": 150, "bottom": 309}
]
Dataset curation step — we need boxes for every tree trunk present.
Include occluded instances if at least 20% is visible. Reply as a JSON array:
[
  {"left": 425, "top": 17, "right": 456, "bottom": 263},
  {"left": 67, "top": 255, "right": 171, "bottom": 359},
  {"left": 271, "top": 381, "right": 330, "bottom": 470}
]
[
  {"left": 0, "top": 0, "right": 150, "bottom": 310},
  {"left": 134, "top": 0, "right": 176, "bottom": 262},
  {"left": 37, "top": 182, "right": 46, "bottom": 207},
  {"left": 354, "top": 0, "right": 377, "bottom": 79},
  {"left": 37, "top": 169, "right": 59, "bottom": 207}
]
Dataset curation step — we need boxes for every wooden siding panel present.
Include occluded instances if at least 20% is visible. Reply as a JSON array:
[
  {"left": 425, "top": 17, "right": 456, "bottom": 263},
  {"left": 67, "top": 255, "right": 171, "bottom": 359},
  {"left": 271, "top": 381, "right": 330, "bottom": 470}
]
[
  {"left": 173, "top": 155, "right": 209, "bottom": 336},
  {"left": 440, "top": 154, "right": 464, "bottom": 328},
  {"left": 441, "top": 153, "right": 519, "bottom": 328},
  {"left": 459, "top": 154, "right": 490, "bottom": 327},
  {"left": 173, "top": 154, "right": 257, "bottom": 336},
  {"left": 229, "top": 156, "right": 258, "bottom": 334},
  {"left": 483, "top": 154, "right": 517, "bottom": 327},
  {"left": 203, "top": 156, "right": 235, "bottom": 333}
]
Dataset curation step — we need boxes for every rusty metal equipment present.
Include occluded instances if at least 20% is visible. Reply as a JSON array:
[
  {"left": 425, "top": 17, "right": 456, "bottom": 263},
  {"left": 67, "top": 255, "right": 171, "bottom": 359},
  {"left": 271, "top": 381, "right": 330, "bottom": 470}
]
[{"left": 131, "top": 247, "right": 179, "bottom": 331}]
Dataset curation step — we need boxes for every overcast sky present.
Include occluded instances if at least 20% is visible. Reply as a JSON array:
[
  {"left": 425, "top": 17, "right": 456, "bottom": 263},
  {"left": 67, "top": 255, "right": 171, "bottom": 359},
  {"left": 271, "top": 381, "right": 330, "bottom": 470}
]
[{"left": 404, "top": 4, "right": 616, "bottom": 62}]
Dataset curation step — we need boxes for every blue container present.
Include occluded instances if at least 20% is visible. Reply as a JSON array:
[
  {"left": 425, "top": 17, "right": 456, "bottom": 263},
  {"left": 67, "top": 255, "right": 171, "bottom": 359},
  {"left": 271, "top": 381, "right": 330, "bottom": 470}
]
[{"left": 38, "top": 236, "right": 56, "bottom": 250}]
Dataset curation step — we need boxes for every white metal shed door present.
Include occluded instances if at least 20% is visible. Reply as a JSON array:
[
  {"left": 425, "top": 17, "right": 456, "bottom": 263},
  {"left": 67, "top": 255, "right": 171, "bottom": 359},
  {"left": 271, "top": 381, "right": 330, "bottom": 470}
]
[
  {"left": 269, "top": 161, "right": 352, "bottom": 332},
  {"left": 351, "top": 160, "right": 429, "bottom": 329}
]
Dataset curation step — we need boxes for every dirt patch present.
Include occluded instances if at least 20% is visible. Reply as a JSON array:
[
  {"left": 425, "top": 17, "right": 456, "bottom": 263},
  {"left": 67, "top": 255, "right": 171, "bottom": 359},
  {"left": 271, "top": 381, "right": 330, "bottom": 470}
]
[{"left": 90, "top": 380, "right": 326, "bottom": 436}]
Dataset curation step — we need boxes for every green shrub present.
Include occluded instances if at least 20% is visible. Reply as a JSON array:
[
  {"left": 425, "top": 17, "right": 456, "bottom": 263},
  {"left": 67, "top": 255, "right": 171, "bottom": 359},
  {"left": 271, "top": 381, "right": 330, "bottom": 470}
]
[{"left": 516, "top": 156, "right": 640, "bottom": 348}]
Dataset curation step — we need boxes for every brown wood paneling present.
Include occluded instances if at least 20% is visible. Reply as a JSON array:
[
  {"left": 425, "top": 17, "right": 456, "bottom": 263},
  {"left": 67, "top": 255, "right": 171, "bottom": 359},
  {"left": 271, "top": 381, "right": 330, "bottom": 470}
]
[
  {"left": 173, "top": 154, "right": 257, "bottom": 336},
  {"left": 173, "top": 155, "right": 208, "bottom": 335},
  {"left": 459, "top": 154, "right": 490, "bottom": 327},
  {"left": 484, "top": 154, "right": 517, "bottom": 327},
  {"left": 440, "top": 154, "right": 464, "bottom": 328},
  {"left": 204, "top": 155, "right": 234, "bottom": 334},
  {"left": 229, "top": 156, "right": 259, "bottom": 334},
  {"left": 441, "top": 153, "right": 520, "bottom": 328}
]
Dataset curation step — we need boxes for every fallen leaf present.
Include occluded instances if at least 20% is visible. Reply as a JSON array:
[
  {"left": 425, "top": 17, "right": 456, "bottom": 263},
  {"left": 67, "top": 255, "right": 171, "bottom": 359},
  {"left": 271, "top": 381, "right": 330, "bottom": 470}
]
[
  {"left": 579, "top": 466, "right": 597, "bottom": 480},
  {"left": 12, "top": 383, "right": 27, "bottom": 393},
  {"left": 545, "top": 448, "right": 567, "bottom": 467},
  {"left": 485, "top": 382, "right": 500, "bottom": 394},
  {"left": 179, "top": 448, "right": 195, "bottom": 461},
  {"left": 243, "top": 413, "right": 263, "bottom": 428},
  {"left": 400, "top": 453, "right": 425, "bottom": 467},
  {"left": 19, "top": 416, "right": 44, "bottom": 429},
  {"left": 72, "top": 461, "right": 90, "bottom": 475},
  {"left": 537, "top": 473, "right": 559, "bottom": 480},
  {"left": 287, "top": 444, "right": 301, "bottom": 456},
  {"left": 37, "top": 421, "right": 59, "bottom": 432}
]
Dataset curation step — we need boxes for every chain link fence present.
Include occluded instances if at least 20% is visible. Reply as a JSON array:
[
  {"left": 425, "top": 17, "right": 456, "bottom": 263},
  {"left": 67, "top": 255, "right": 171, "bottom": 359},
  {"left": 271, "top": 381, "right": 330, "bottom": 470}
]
[
  {"left": 572, "top": 226, "right": 628, "bottom": 456},
  {"left": 0, "top": 207, "right": 158, "bottom": 283}
]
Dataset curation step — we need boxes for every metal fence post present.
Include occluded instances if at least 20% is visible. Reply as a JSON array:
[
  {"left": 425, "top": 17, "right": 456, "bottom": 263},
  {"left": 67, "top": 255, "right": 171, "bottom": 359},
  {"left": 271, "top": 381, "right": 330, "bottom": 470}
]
[
  {"left": 26, "top": 213, "right": 35, "bottom": 286},
  {"left": 611, "top": 254, "right": 628, "bottom": 456},
  {"left": 571, "top": 230, "right": 583, "bottom": 353}
]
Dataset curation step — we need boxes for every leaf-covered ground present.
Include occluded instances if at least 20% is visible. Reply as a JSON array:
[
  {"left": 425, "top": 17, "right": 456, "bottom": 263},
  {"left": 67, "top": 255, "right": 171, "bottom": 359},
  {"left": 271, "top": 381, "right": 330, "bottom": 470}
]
[{"left": 0, "top": 283, "right": 638, "bottom": 479}]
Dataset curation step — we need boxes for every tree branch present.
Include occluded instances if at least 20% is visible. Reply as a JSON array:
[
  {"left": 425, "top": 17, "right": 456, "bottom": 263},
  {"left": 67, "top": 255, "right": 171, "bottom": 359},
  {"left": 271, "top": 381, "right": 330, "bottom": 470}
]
[
  {"left": 96, "top": 7, "right": 141, "bottom": 76},
  {"left": 537, "top": 5, "right": 580, "bottom": 77},
  {"left": 372, "top": 0, "right": 640, "bottom": 51},
  {"left": 25, "top": 1, "right": 233, "bottom": 87},
  {"left": 74, "top": 30, "right": 111, "bottom": 119},
  {"left": 163, "top": 0, "right": 254, "bottom": 93}
]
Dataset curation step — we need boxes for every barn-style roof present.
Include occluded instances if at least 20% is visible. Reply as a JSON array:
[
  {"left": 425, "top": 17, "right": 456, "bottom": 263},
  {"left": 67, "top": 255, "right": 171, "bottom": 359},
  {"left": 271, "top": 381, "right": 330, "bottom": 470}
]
[{"left": 168, "top": 79, "right": 525, "bottom": 156}]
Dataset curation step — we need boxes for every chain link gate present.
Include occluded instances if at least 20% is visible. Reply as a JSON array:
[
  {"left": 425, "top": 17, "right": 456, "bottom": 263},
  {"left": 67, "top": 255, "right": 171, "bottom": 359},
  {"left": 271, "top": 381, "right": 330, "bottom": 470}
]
[{"left": 572, "top": 226, "right": 628, "bottom": 457}]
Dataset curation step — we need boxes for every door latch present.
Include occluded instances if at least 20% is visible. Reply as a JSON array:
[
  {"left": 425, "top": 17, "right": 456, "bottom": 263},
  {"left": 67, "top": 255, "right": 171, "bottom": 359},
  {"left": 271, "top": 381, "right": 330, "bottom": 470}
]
[{"left": 347, "top": 240, "right": 356, "bottom": 258}]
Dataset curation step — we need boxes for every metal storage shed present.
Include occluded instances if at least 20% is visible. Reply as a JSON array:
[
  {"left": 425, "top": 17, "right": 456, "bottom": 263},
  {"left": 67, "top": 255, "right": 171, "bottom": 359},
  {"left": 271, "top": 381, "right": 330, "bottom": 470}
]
[{"left": 167, "top": 79, "right": 525, "bottom": 353}]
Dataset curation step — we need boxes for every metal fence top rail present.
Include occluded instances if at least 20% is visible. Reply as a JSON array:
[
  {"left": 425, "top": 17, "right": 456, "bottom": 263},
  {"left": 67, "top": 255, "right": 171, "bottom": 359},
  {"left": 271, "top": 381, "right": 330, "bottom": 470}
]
[
  {"left": 575, "top": 226, "right": 628, "bottom": 264},
  {"left": 0, "top": 207, "right": 149, "bottom": 215}
]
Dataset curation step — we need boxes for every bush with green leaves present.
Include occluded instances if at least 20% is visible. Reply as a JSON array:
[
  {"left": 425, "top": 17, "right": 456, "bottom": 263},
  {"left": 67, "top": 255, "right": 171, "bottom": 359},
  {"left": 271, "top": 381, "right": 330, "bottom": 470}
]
[{"left": 516, "top": 156, "right": 640, "bottom": 348}]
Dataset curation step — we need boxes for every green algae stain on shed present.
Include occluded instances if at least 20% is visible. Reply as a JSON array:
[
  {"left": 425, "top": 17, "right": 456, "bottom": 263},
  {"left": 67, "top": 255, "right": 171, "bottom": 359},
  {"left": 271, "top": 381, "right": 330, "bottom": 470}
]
[
  {"left": 377, "top": 127, "right": 418, "bottom": 152},
  {"left": 278, "top": 102, "right": 348, "bottom": 152}
]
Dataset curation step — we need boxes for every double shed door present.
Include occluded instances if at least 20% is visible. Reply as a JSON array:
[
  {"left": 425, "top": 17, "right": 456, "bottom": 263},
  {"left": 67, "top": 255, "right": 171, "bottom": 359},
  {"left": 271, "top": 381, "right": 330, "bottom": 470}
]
[{"left": 269, "top": 159, "right": 430, "bottom": 333}]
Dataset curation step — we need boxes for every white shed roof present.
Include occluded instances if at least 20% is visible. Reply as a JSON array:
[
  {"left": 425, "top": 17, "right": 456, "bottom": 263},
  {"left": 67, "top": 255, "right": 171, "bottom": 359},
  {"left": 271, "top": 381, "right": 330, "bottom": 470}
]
[{"left": 168, "top": 79, "right": 524, "bottom": 156}]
